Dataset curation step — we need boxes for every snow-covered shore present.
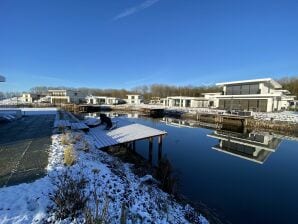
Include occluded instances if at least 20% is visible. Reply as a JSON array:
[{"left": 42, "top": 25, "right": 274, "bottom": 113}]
[{"left": 0, "top": 130, "right": 208, "bottom": 224}]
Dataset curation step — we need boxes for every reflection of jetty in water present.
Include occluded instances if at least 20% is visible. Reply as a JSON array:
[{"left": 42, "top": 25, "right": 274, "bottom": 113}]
[
  {"left": 160, "top": 117, "right": 218, "bottom": 129},
  {"left": 207, "top": 130, "right": 282, "bottom": 164}
]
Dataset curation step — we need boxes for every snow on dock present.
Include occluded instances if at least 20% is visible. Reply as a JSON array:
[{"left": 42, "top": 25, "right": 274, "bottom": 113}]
[
  {"left": 70, "top": 122, "right": 89, "bottom": 131},
  {"left": 89, "top": 121, "right": 167, "bottom": 149}
]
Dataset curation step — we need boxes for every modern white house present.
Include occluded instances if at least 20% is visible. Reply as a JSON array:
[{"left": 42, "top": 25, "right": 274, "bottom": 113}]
[
  {"left": 161, "top": 96, "right": 210, "bottom": 108},
  {"left": 149, "top": 97, "right": 162, "bottom": 104},
  {"left": 86, "top": 95, "right": 124, "bottom": 105},
  {"left": 207, "top": 130, "right": 281, "bottom": 164},
  {"left": 215, "top": 78, "right": 295, "bottom": 112},
  {"left": 48, "top": 90, "right": 86, "bottom": 104},
  {"left": 0, "top": 75, "right": 5, "bottom": 82},
  {"left": 126, "top": 94, "right": 143, "bottom": 105},
  {"left": 21, "top": 93, "right": 38, "bottom": 103}
]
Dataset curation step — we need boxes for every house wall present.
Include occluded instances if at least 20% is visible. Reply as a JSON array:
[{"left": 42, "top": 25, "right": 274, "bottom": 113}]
[{"left": 127, "top": 95, "right": 142, "bottom": 104}]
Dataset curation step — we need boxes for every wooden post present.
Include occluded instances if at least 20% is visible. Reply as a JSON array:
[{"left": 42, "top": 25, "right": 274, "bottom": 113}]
[
  {"left": 132, "top": 141, "right": 136, "bottom": 152},
  {"left": 148, "top": 137, "right": 153, "bottom": 163},
  {"left": 158, "top": 135, "right": 163, "bottom": 163}
]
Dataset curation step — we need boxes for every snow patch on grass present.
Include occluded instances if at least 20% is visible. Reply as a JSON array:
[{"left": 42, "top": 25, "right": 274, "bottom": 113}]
[{"left": 0, "top": 132, "right": 208, "bottom": 224}]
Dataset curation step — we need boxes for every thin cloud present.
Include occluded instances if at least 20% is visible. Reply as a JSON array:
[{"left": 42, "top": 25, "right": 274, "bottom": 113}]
[{"left": 113, "top": 0, "right": 160, "bottom": 20}]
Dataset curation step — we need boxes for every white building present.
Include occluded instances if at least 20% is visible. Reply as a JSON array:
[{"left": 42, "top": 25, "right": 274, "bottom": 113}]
[
  {"left": 48, "top": 90, "right": 86, "bottom": 104},
  {"left": 162, "top": 96, "right": 210, "bottom": 108},
  {"left": 21, "top": 93, "right": 39, "bottom": 103},
  {"left": 215, "top": 78, "right": 295, "bottom": 112},
  {"left": 86, "top": 95, "right": 124, "bottom": 105},
  {"left": 127, "top": 94, "right": 143, "bottom": 105}
]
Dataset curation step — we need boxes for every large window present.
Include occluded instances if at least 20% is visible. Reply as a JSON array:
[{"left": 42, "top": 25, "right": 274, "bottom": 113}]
[
  {"left": 218, "top": 99, "right": 268, "bottom": 112},
  {"left": 225, "top": 83, "right": 260, "bottom": 95}
]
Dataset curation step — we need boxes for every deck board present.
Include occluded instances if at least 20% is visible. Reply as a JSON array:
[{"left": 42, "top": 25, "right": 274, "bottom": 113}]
[{"left": 71, "top": 122, "right": 89, "bottom": 130}]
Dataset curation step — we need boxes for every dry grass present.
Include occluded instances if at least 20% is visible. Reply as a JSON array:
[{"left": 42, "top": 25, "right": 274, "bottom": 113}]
[
  {"left": 64, "top": 145, "right": 76, "bottom": 166},
  {"left": 61, "top": 133, "right": 69, "bottom": 145}
]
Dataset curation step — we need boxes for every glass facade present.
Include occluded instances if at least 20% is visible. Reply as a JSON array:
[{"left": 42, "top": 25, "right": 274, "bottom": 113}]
[
  {"left": 226, "top": 84, "right": 260, "bottom": 95},
  {"left": 218, "top": 99, "right": 268, "bottom": 112}
]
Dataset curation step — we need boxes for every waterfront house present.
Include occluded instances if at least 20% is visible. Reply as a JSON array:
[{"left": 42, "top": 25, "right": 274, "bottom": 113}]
[
  {"left": 86, "top": 95, "right": 124, "bottom": 105},
  {"left": 150, "top": 97, "right": 162, "bottom": 104},
  {"left": 215, "top": 78, "right": 295, "bottom": 112},
  {"left": 162, "top": 96, "right": 210, "bottom": 108},
  {"left": 48, "top": 89, "right": 86, "bottom": 104},
  {"left": 21, "top": 93, "right": 46, "bottom": 103},
  {"left": 127, "top": 94, "right": 143, "bottom": 105}
]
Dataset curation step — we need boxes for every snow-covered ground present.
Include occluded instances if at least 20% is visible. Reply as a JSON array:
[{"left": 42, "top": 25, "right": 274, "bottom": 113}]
[
  {"left": 0, "top": 108, "right": 58, "bottom": 116},
  {"left": 252, "top": 111, "right": 298, "bottom": 123},
  {"left": 0, "top": 97, "right": 26, "bottom": 105},
  {"left": 0, "top": 130, "right": 208, "bottom": 224}
]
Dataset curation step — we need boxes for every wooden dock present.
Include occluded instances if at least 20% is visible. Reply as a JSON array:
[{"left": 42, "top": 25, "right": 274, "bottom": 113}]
[{"left": 89, "top": 118, "right": 167, "bottom": 163}]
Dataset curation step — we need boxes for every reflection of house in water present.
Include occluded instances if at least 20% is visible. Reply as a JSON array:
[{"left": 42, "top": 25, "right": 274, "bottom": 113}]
[
  {"left": 160, "top": 117, "right": 195, "bottom": 128},
  {"left": 160, "top": 117, "right": 218, "bottom": 129},
  {"left": 207, "top": 130, "right": 282, "bottom": 164}
]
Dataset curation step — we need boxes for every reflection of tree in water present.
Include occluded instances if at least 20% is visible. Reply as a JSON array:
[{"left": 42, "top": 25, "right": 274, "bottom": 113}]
[{"left": 154, "top": 156, "right": 178, "bottom": 195}]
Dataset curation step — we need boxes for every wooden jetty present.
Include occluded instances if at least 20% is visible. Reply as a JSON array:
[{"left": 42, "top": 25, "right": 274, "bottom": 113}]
[{"left": 89, "top": 118, "right": 167, "bottom": 163}]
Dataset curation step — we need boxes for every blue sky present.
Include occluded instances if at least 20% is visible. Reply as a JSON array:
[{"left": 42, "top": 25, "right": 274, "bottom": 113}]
[{"left": 0, "top": 0, "right": 298, "bottom": 92}]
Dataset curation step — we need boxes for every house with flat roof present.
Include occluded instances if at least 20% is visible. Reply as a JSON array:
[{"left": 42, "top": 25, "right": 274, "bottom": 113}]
[
  {"left": 48, "top": 90, "right": 86, "bottom": 104},
  {"left": 86, "top": 95, "right": 124, "bottom": 105},
  {"left": 127, "top": 94, "right": 143, "bottom": 105},
  {"left": 207, "top": 130, "right": 281, "bottom": 164},
  {"left": 162, "top": 96, "right": 210, "bottom": 108},
  {"left": 215, "top": 78, "right": 295, "bottom": 112},
  {"left": 21, "top": 93, "right": 40, "bottom": 103}
]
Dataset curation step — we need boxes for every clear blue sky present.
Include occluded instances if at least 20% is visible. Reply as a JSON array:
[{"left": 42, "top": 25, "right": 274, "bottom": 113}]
[{"left": 1, "top": 0, "right": 298, "bottom": 92}]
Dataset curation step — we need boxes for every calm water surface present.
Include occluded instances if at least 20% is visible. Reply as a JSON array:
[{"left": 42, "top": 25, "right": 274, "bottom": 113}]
[{"left": 92, "top": 112, "right": 298, "bottom": 224}]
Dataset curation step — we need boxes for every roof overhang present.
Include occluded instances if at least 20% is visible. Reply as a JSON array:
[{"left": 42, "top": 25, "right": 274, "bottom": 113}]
[
  {"left": 0, "top": 75, "right": 5, "bottom": 82},
  {"left": 216, "top": 78, "right": 282, "bottom": 89}
]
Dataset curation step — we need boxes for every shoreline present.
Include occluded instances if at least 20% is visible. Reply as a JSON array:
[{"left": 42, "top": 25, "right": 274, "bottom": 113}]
[
  {"left": 0, "top": 111, "right": 209, "bottom": 224},
  {"left": 105, "top": 105, "right": 298, "bottom": 136}
]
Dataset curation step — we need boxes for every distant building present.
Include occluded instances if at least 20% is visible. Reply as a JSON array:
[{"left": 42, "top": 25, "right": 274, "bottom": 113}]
[
  {"left": 162, "top": 96, "right": 210, "bottom": 108},
  {"left": 48, "top": 90, "right": 86, "bottom": 104},
  {"left": 21, "top": 93, "right": 39, "bottom": 103},
  {"left": 86, "top": 95, "right": 125, "bottom": 105},
  {"left": 127, "top": 94, "right": 143, "bottom": 105},
  {"left": 149, "top": 97, "right": 162, "bottom": 104},
  {"left": 0, "top": 75, "right": 5, "bottom": 82},
  {"left": 215, "top": 78, "right": 296, "bottom": 112}
]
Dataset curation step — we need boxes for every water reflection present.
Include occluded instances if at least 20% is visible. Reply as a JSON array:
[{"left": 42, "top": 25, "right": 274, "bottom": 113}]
[
  {"left": 160, "top": 117, "right": 218, "bottom": 129},
  {"left": 207, "top": 130, "right": 282, "bottom": 164}
]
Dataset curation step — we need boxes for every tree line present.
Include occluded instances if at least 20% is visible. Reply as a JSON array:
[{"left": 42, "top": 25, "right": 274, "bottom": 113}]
[{"left": 1, "top": 76, "right": 297, "bottom": 101}]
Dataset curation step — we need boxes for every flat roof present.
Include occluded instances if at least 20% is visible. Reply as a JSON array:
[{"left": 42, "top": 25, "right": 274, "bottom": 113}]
[
  {"left": 216, "top": 78, "right": 282, "bottom": 89},
  {"left": 0, "top": 75, "right": 5, "bottom": 82},
  {"left": 167, "top": 96, "right": 207, "bottom": 100}
]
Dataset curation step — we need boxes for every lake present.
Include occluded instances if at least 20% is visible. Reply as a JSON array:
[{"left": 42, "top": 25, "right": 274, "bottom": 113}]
[{"left": 88, "top": 112, "right": 298, "bottom": 224}]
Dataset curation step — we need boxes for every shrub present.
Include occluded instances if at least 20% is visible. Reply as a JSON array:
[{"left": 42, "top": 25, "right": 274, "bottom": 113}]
[
  {"left": 84, "top": 169, "right": 111, "bottom": 224},
  {"left": 49, "top": 169, "right": 88, "bottom": 220},
  {"left": 61, "top": 133, "right": 69, "bottom": 145},
  {"left": 64, "top": 145, "right": 76, "bottom": 166}
]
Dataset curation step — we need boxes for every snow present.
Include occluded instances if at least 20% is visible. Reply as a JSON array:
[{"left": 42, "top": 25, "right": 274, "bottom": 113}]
[
  {"left": 0, "top": 108, "right": 58, "bottom": 116},
  {"left": 0, "top": 129, "right": 208, "bottom": 224},
  {"left": 252, "top": 111, "right": 298, "bottom": 123}
]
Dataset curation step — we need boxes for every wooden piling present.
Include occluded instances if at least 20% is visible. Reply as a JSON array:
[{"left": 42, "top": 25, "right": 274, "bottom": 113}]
[
  {"left": 148, "top": 137, "right": 153, "bottom": 163},
  {"left": 158, "top": 135, "right": 163, "bottom": 162},
  {"left": 132, "top": 141, "right": 136, "bottom": 152}
]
